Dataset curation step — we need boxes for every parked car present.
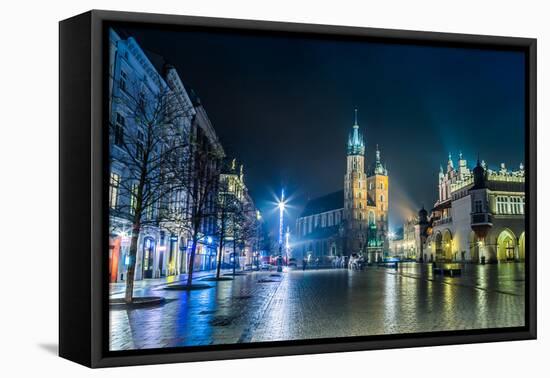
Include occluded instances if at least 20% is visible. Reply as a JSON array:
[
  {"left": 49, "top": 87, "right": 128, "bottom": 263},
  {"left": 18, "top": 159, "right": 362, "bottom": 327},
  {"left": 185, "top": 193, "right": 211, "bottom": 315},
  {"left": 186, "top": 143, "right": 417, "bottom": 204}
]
[{"left": 260, "top": 263, "right": 272, "bottom": 271}]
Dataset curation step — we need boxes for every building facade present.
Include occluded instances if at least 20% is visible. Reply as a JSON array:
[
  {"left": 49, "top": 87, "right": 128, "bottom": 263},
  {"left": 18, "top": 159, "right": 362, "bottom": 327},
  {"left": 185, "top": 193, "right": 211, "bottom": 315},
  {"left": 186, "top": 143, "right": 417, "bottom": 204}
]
[
  {"left": 185, "top": 93, "right": 225, "bottom": 273},
  {"left": 218, "top": 159, "right": 261, "bottom": 269},
  {"left": 108, "top": 29, "right": 168, "bottom": 282},
  {"left": 295, "top": 110, "right": 390, "bottom": 263},
  {"left": 410, "top": 154, "right": 525, "bottom": 263},
  {"left": 107, "top": 29, "right": 228, "bottom": 282},
  {"left": 388, "top": 216, "right": 423, "bottom": 260}
]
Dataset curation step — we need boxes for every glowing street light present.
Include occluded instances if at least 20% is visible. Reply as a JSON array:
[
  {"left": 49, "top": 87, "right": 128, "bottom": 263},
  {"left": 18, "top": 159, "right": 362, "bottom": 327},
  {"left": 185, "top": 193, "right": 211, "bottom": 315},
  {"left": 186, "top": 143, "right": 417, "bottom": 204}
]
[
  {"left": 276, "top": 189, "right": 287, "bottom": 272},
  {"left": 277, "top": 189, "right": 286, "bottom": 247}
]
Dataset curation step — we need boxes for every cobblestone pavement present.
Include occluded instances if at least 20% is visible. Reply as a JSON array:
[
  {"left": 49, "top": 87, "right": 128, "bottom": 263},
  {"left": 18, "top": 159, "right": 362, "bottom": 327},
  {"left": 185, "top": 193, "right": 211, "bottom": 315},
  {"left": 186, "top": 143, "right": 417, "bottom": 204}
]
[{"left": 109, "top": 263, "right": 525, "bottom": 350}]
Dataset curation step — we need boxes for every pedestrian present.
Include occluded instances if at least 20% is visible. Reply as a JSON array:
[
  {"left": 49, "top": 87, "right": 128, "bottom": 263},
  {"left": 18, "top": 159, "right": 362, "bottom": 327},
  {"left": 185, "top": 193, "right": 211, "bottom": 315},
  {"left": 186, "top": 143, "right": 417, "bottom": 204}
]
[{"left": 302, "top": 259, "right": 307, "bottom": 271}]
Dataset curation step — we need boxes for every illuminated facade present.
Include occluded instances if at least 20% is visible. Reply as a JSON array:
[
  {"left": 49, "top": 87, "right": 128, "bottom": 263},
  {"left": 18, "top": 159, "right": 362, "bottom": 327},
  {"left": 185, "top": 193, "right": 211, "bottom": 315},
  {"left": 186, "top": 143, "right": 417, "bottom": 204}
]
[
  {"left": 218, "top": 160, "right": 261, "bottom": 268},
  {"left": 295, "top": 110, "right": 389, "bottom": 263},
  {"left": 389, "top": 216, "right": 422, "bottom": 260},
  {"left": 108, "top": 29, "right": 168, "bottom": 282},
  {"left": 108, "top": 30, "right": 224, "bottom": 282},
  {"left": 424, "top": 155, "right": 525, "bottom": 263}
]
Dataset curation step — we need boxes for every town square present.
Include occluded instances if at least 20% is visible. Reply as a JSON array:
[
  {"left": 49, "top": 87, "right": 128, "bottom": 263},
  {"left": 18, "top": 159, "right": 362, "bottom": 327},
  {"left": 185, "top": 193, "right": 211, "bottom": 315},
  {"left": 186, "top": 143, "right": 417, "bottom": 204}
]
[{"left": 107, "top": 25, "right": 526, "bottom": 351}]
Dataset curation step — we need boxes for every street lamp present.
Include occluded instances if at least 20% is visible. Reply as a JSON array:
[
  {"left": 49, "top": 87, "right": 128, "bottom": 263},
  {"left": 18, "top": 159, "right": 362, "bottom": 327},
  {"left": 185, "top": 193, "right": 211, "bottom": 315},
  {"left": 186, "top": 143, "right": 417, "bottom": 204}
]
[
  {"left": 255, "top": 210, "right": 262, "bottom": 269},
  {"left": 277, "top": 189, "right": 286, "bottom": 272}
]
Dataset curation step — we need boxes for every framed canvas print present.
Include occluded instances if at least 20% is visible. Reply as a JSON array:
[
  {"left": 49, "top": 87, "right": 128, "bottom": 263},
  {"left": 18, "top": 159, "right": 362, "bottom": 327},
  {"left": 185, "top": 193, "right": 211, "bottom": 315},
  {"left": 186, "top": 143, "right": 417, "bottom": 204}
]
[{"left": 59, "top": 10, "right": 537, "bottom": 368}]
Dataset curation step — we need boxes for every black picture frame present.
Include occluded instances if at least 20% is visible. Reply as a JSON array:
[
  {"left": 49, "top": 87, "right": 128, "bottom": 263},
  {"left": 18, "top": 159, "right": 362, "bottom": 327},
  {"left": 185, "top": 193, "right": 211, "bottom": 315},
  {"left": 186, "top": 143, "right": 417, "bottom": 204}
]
[{"left": 59, "top": 9, "right": 537, "bottom": 368}]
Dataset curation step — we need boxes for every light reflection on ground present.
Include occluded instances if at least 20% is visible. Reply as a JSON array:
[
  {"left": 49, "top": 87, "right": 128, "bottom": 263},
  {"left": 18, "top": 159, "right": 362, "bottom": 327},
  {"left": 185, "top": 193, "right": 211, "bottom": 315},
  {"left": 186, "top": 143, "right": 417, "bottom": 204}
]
[{"left": 109, "top": 263, "right": 525, "bottom": 350}]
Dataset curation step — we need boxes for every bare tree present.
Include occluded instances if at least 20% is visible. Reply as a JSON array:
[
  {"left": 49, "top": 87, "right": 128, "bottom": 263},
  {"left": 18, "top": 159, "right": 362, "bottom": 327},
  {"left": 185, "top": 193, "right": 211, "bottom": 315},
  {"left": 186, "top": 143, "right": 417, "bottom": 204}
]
[
  {"left": 230, "top": 200, "right": 260, "bottom": 274},
  {"left": 109, "top": 73, "right": 193, "bottom": 303},
  {"left": 214, "top": 178, "right": 239, "bottom": 279},
  {"left": 161, "top": 119, "right": 223, "bottom": 287}
]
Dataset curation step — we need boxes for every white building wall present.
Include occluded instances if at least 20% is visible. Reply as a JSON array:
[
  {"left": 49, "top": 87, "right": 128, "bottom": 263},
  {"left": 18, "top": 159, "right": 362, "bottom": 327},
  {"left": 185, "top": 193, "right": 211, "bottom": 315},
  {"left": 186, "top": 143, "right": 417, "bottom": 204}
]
[{"left": 450, "top": 195, "right": 472, "bottom": 261}]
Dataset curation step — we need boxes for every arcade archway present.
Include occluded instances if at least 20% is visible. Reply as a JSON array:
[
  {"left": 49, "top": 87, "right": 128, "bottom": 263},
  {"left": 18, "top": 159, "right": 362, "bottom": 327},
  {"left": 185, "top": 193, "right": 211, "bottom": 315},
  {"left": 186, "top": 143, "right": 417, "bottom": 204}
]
[
  {"left": 435, "top": 232, "right": 443, "bottom": 261},
  {"left": 497, "top": 229, "right": 517, "bottom": 262},
  {"left": 442, "top": 229, "right": 453, "bottom": 261}
]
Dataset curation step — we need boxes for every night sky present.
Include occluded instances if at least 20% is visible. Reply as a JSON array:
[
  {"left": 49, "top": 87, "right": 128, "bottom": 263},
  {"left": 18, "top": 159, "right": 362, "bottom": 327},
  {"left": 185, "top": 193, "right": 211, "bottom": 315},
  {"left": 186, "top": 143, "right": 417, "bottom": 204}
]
[{"left": 114, "top": 25, "right": 526, "bottom": 237}]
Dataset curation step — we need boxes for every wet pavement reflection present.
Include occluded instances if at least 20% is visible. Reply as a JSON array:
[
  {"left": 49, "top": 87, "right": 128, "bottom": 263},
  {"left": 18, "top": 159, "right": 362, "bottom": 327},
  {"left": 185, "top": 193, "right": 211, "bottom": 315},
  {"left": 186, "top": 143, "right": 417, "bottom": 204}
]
[{"left": 110, "top": 263, "right": 525, "bottom": 350}]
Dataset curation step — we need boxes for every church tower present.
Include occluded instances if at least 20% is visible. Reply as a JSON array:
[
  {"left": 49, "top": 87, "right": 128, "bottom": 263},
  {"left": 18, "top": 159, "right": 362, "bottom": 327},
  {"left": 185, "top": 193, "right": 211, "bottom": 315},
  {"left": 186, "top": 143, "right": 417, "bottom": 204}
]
[
  {"left": 366, "top": 145, "right": 389, "bottom": 250},
  {"left": 344, "top": 109, "right": 369, "bottom": 255}
]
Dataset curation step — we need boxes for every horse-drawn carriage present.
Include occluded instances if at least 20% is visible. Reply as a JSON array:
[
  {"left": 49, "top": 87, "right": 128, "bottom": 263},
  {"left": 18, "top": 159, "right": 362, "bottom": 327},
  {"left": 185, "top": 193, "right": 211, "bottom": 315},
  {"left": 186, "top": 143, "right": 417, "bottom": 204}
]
[{"left": 348, "top": 254, "right": 366, "bottom": 270}]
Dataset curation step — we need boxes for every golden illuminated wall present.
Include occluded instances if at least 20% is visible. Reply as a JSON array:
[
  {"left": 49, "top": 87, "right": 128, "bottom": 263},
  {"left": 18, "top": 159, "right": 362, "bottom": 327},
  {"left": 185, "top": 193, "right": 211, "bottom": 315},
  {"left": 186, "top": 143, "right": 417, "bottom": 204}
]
[
  {"left": 344, "top": 155, "right": 368, "bottom": 231},
  {"left": 368, "top": 174, "right": 389, "bottom": 233}
]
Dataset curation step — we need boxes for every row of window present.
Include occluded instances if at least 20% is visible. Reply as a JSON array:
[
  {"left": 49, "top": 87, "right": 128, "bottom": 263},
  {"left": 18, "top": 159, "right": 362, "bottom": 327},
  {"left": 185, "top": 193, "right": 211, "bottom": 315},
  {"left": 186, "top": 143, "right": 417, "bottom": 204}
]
[
  {"left": 113, "top": 112, "right": 147, "bottom": 162},
  {"left": 346, "top": 192, "right": 386, "bottom": 202},
  {"left": 298, "top": 208, "right": 389, "bottom": 236},
  {"left": 355, "top": 181, "right": 385, "bottom": 190},
  {"left": 356, "top": 211, "right": 385, "bottom": 223},
  {"left": 496, "top": 196, "right": 525, "bottom": 215},
  {"left": 109, "top": 172, "right": 148, "bottom": 217},
  {"left": 349, "top": 182, "right": 386, "bottom": 191},
  {"left": 299, "top": 210, "right": 344, "bottom": 236},
  {"left": 110, "top": 171, "right": 217, "bottom": 236},
  {"left": 345, "top": 201, "right": 385, "bottom": 212}
]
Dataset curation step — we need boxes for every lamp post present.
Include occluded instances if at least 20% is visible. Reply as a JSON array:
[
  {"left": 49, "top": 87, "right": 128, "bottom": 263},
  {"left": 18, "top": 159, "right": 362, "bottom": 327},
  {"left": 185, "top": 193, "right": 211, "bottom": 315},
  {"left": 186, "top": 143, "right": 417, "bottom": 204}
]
[
  {"left": 277, "top": 189, "right": 285, "bottom": 272},
  {"left": 256, "top": 210, "right": 262, "bottom": 269}
]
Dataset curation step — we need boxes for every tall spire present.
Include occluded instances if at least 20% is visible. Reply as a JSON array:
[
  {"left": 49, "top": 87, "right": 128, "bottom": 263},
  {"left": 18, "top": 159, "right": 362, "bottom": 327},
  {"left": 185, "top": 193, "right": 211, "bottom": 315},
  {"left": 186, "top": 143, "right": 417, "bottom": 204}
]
[
  {"left": 374, "top": 144, "right": 387, "bottom": 175},
  {"left": 347, "top": 108, "right": 365, "bottom": 155}
]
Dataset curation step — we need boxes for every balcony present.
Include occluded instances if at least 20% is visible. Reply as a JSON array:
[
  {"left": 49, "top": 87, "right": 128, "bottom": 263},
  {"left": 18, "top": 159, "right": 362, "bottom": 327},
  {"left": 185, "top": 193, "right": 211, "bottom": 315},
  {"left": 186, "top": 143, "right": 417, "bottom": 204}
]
[{"left": 471, "top": 213, "right": 493, "bottom": 226}]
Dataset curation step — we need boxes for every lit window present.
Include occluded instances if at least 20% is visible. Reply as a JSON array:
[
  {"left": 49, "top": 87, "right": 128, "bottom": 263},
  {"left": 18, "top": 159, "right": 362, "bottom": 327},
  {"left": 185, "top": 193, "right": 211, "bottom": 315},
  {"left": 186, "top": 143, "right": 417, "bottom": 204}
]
[
  {"left": 130, "top": 183, "right": 138, "bottom": 215},
  {"left": 109, "top": 172, "right": 120, "bottom": 209},
  {"left": 146, "top": 203, "right": 154, "bottom": 220},
  {"left": 496, "top": 196, "right": 511, "bottom": 214}
]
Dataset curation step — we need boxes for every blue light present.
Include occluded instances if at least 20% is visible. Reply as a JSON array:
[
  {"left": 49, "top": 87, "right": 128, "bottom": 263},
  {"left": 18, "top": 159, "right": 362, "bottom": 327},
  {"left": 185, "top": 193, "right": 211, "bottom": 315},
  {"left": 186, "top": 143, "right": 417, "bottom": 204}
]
[{"left": 278, "top": 189, "right": 285, "bottom": 246}]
